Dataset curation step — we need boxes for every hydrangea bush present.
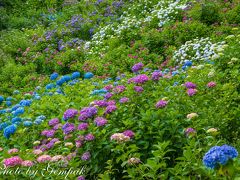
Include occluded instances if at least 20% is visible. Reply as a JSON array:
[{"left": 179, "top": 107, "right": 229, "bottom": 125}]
[{"left": 0, "top": 0, "right": 240, "bottom": 179}]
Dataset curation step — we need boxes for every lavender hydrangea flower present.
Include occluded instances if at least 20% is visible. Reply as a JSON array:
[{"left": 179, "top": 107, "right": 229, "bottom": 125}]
[
  {"left": 187, "top": 88, "right": 197, "bottom": 96},
  {"left": 107, "top": 100, "right": 116, "bottom": 105},
  {"left": 77, "top": 176, "right": 85, "bottom": 180},
  {"left": 48, "top": 118, "right": 59, "bottom": 126},
  {"left": 105, "top": 105, "right": 117, "bottom": 114},
  {"left": 134, "top": 86, "right": 144, "bottom": 93},
  {"left": 151, "top": 71, "right": 162, "bottom": 81},
  {"left": 94, "top": 117, "right": 108, "bottom": 126},
  {"left": 78, "top": 123, "right": 89, "bottom": 130},
  {"left": 62, "top": 123, "right": 75, "bottom": 134},
  {"left": 131, "top": 74, "right": 149, "bottom": 84},
  {"left": 63, "top": 109, "right": 78, "bottom": 120},
  {"left": 155, "top": 100, "right": 168, "bottom": 108},
  {"left": 132, "top": 62, "right": 144, "bottom": 73},
  {"left": 184, "top": 128, "right": 196, "bottom": 137},
  {"left": 85, "top": 133, "right": 95, "bottom": 141},
  {"left": 119, "top": 97, "right": 129, "bottom": 103},
  {"left": 78, "top": 107, "right": 98, "bottom": 121},
  {"left": 81, "top": 152, "right": 91, "bottom": 161},
  {"left": 94, "top": 100, "right": 108, "bottom": 107},
  {"left": 113, "top": 85, "right": 126, "bottom": 94},
  {"left": 184, "top": 82, "right": 197, "bottom": 89},
  {"left": 104, "top": 92, "right": 113, "bottom": 99}
]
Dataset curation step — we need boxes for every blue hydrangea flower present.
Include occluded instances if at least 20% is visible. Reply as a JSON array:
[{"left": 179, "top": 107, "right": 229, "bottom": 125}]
[
  {"left": 37, "top": 115, "right": 46, "bottom": 120},
  {"left": 12, "top": 107, "right": 24, "bottom": 116},
  {"left": 0, "top": 110, "right": 6, "bottom": 114},
  {"left": 56, "top": 79, "right": 65, "bottom": 86},
  {"left": 203, "top": 145, "right": 238, "bottom": 169},
  {"left": 71, "top": 71, "right": 81, "bottom": 79},
  {"left": 68, "top": 79, "right": 79, "bottom": 85},
  {"left": 172, "top": 71, "right": 179, "bottom": 76},
  {"left": 184, "top": 60, "right": 192, "bottom": 67},
  {"left": 220, "top": 145, "right": 238, "bottom": 159},
  {"left": 173, "top": 82, "right": 179, "bottom": 86},
  {"left": 84, "top": 72, "right": 94, "bottom": 79},
  {"left": 6, "top": 101, "right": 12, "bottom": 107},
  {"left": 0, "top": 122, "right": 9, "bottom": 130},
  {"left": 115, "top": 77, "right": 121, "bottom": 81},
  {"left": 46, "top": 83, "right": 56, "bottom": 90},
  {"left": 0, "top": 96, "right": 4, "bottom": 103},
  {"left": 182, "top": 65, "right": 187, "bottom": 71},
  {"left": 62, "top": 75, "right": 71, "bottom": 82},
  {"left": 50, "top": 72, "right": 58, "bottom": 80},
  {"left": 34, "top": 95, "right": 41, "bottom": 100},
  {"left": 103, "top": 80, "right": 110, "bottom": 84},
  {"left": 11, "top": 117, "right": 22, "bottom": 124},
  {"left": 20, "top": 100, "right": 32, "bottom": 107},
  {"left": 12, "top": 104, "right": 21, "bottom": 111},
  {"left": 3, "top": 124, "right": 17, "bottom": 138},
  {"left": 23, "top": 121, "right": 33, "bottom": 127},
  {"left": 34, "top": 119, "right": 43, "bottom": 125}
]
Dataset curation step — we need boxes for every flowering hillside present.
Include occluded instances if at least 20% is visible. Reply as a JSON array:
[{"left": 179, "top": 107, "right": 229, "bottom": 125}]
[{"left": 0, "top": 0, "right": 240, "bottom": 179}]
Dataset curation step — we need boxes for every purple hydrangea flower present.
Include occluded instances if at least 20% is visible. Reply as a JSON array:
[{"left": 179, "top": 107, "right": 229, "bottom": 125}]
[
  {"left": 113, "top": 85, "right": 126, "bottom": 94},
  {"left": 119, "top": 97, "right": 129, "bottom": 103},
  {"left": 185, "top": 128, "right": 196, "bottom": 136},
  {"left": 134, "top": 86, "right": 144, "bottom": 93},
  {"left": 94, "top": 117, "right": 108, "bottom": 126},
  {"left": 78, "top": 107, "right": 98, "bottom": 121},
  {"left": 132, "top": 74, "right": 149, "bottom": 84},
  {"left": 105, "top": 105, "right": 117, "bottom": 114},
  {"left": 78, "top": 123, "right": 89, "bottom": 130},
  {"left": 94, "top": 100, "right": 108, "bottom": 107},
  {"left": 41, "top": 130, "right": 55, "bottom": 138},
  {"left": 187, "top": 88, "right": 197, "bottom": 96},
  {"left": 123, "top": 130, "right": 135, "bottom": 138},
  {"left": 62, "top": 123, "right": 75, "bottom": 134},
  {"left": 81, "top": 152, "right": 91, "bottom": 161},
  {"left": 63, "top": 109, "right": 78, "bottom": 120},
  {"left": 85, "top": 133, "right": 95, "bottom": 141},
  {"left": 151, "top": 71, "right": 163, "bottom": 81},
  {"left": 132, "top": 62, "right": 144, "bottom": 73},
  {"left": 184, "top": 82, "right": 197, "bottom": 89},
  {"left": 104, "top": 92, "right": 113, "bottom": 99},
  {"left": 155, "top": 100, "right": 168, "bottom": 108},
  {"left": 103, "top": 85, "right": 113, "bottom": 91},
  {"left": 107, "top": 100, "right": 116, "bottom": 105},
  {"left": 77, "top": 176, "right": 85, "bottom": 180},
  {"left": 48, "top": 118, "right": 59, "bottom": 126}
]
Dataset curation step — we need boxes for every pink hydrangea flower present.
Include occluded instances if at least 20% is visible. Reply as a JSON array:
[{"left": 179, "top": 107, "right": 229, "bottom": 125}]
[
  {"left": 21, "top": 160, "right": 34, "bottom": 167},
  {"left": 207, "top": 81, "right": 216, "bottom": 88},
  {"left": 187, "top": 88, "right": 197, "bottom": 96},
  {"left": 123, "top": 130, "right": 135, "bottom": 138},
  {"left": 3, "top": 156, "right": 22, "bottom": 167},
  {"left": 8, "top": 148, "right": 19, "bottom": 154},
  {"left": 37, "top": 155, "right": 52, "bottom": 163}
]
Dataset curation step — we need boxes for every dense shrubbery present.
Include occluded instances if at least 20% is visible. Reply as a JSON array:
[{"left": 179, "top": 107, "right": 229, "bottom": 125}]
[{"left": 0, "top": 0, "right": 240, "bottom": 179}]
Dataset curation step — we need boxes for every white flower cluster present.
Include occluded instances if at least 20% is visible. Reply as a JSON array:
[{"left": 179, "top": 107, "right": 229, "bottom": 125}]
[
  {"left": 173, "top": 37, "right": 226, "bottom": 64},
  {"left": 86, "top": 0, "right": 188, "bottom": 56},
  {"left": 87, "top": 15, "right": 141, "bottom": 55},
  {"left": 144, "top": 0, "right": 188, "bottom": 27}
]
